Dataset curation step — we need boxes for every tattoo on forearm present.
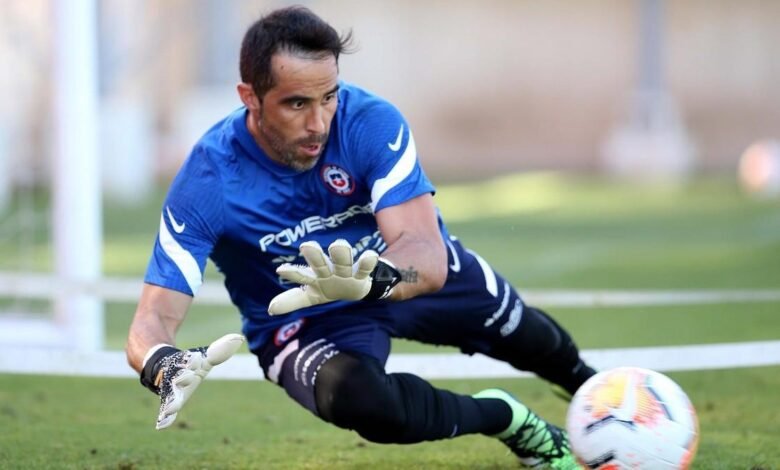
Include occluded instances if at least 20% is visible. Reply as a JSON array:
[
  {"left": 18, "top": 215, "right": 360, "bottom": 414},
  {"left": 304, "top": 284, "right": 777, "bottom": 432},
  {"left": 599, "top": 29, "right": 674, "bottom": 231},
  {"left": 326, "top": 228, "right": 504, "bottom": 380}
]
[{"left": 399, "top": 266, "right": 418, "bottom": 283}]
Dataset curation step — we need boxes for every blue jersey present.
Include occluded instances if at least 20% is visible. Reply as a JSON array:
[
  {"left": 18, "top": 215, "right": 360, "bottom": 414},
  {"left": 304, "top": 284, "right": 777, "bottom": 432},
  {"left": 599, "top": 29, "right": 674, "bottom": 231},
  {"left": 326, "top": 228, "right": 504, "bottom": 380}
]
[{"left": 145, "top": 83, "right": 446, "bottom": 350}]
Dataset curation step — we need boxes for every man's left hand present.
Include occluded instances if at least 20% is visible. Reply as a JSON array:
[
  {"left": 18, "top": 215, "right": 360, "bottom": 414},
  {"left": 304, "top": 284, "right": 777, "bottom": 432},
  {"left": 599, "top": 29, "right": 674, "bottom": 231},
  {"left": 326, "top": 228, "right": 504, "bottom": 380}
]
[{"left": 268, "top": 239, "right": 400, "bottom": 315}]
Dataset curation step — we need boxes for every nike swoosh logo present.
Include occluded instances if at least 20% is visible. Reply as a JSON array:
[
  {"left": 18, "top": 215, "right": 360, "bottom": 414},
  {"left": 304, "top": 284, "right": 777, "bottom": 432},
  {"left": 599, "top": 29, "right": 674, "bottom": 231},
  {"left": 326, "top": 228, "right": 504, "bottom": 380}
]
[
  {"left": 166, "top": 206, "right": 186, "bottom": 234},
  {"left": 446, "top": 239, "right": 461, "bottom": 272},
  {"left": 387, "top": 124, "right": 404, "bottom": 151}
]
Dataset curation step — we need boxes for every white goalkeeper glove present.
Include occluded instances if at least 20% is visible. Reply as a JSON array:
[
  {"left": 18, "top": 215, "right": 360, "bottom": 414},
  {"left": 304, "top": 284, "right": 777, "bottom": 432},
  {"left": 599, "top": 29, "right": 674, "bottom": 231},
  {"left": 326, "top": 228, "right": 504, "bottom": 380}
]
[
  {"left": 139, "top": 333, "right": 245, "bottom": 430},
  {"left": 268, "top": 239, "right": 402, "bottom": 315}
]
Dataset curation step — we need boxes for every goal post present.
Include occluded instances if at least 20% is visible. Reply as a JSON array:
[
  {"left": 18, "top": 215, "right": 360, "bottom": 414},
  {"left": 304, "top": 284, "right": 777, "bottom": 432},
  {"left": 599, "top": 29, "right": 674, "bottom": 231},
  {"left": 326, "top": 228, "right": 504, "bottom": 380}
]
[{"left": 51, "top": 0, "right": 103, "bottom": 352}]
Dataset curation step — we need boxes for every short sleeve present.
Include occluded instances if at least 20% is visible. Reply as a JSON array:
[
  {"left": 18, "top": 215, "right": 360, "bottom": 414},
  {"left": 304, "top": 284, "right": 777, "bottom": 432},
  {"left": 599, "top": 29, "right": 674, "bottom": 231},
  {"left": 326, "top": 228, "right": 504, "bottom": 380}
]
[
  {"left": 144, "top": 149, "right": 224, "bottom": 296},
  {"left": 347, "top": 100, "right": 435, "bottom": 213}
]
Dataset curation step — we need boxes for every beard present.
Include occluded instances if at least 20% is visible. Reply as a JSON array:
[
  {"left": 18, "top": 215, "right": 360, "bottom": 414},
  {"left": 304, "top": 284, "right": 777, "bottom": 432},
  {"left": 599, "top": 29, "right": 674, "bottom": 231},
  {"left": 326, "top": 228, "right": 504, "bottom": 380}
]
[{"left": 258, "top": 122, "right": 328, "bottom": 172}]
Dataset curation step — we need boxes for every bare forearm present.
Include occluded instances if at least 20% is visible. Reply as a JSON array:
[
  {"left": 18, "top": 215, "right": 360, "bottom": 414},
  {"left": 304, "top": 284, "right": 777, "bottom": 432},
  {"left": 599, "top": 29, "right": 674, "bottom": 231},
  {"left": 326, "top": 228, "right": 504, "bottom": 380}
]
[
  {"left": 126, "top": 311, "right": 179, "bottom": 372},
  {"left": 381, "top": 235, "right": 447, "bottom": 301},
  {"left": 126, "top": 284, "right": 192, "bottom": 373}
]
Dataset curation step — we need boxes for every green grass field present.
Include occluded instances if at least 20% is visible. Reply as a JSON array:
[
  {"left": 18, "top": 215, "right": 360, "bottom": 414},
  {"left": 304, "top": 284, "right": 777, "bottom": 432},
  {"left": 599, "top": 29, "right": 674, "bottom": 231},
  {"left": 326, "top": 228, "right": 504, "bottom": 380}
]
[{"left": 1, "top": 174, "right": 779, "bottom": 469}]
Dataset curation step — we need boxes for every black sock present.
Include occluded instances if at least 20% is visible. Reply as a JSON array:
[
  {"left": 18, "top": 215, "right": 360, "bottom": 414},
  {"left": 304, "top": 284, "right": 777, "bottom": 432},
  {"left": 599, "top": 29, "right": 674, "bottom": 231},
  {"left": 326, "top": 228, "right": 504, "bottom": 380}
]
[
  {"left": 315, "top": 352, "right": 512, "bottom": 443},
  {"left": 387, "top": 373, "right": 511, "bottom": 441}
]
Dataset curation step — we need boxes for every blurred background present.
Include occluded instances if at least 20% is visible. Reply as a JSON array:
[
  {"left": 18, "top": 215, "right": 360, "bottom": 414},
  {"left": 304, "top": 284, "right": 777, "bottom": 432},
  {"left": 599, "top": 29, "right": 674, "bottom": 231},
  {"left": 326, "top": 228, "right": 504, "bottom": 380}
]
[{"left": 1, "top": 0, "right": 780, "bottom": 197}]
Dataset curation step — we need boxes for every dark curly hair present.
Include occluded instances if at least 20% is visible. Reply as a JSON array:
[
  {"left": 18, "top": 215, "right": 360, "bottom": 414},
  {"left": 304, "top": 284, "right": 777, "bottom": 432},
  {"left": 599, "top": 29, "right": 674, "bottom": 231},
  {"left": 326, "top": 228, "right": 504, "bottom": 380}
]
[{"left": 239, "top": 6, "right": 354, "bottom": 97}]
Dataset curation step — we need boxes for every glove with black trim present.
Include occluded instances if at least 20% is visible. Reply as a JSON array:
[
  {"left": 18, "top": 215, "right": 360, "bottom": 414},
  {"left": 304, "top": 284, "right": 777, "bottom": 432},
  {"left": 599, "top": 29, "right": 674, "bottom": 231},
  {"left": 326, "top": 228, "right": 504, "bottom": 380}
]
[
  {"left": 140, "top": 333, "right": 245, "bottom": 430},
  {"left": 268, "top": 239, "right": 401, "bottom": 315}
]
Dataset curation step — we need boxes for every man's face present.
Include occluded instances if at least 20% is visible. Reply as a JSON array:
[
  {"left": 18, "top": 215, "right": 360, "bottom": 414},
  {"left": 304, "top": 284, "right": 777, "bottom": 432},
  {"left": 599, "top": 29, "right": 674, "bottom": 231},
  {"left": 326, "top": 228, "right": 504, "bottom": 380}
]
[{"left": 246, "top": 52, "right": 339, "bottom": 171}]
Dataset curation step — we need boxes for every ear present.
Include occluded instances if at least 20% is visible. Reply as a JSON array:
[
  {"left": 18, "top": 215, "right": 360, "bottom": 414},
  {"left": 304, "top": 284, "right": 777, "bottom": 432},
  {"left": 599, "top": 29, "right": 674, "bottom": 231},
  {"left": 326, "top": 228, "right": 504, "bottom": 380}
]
[{"left": 237, "top": 83, "right": 261, "bottom": 114}]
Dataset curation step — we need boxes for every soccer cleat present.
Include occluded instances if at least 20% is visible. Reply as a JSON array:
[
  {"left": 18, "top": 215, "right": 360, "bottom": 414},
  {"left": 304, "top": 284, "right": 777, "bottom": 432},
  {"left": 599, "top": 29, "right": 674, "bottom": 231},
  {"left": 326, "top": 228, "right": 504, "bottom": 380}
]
[{"left": 474, "top": 389, "right": 581, "bottom": 470}]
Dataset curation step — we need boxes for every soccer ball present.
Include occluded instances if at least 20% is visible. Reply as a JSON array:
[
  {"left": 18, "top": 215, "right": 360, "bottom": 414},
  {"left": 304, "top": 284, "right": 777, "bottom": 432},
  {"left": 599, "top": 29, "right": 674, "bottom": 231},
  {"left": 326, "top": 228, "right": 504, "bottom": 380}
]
[{"left": 565, "top": 367, "right": 699, "bottom": 469}]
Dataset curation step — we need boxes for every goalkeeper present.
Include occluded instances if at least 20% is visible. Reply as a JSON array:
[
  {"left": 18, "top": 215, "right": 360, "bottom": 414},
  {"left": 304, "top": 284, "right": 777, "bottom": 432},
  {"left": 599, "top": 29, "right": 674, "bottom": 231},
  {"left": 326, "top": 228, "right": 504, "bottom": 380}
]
[{"left": 126, "top": 6, "right": 595, "bottom": 469}]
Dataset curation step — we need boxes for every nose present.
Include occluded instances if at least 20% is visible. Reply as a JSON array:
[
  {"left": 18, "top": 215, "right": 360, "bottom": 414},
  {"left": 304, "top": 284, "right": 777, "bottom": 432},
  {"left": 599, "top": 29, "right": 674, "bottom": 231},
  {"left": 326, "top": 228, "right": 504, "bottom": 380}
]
[{"left": 306, "top": 106, "right": 326, "bottom": 134}]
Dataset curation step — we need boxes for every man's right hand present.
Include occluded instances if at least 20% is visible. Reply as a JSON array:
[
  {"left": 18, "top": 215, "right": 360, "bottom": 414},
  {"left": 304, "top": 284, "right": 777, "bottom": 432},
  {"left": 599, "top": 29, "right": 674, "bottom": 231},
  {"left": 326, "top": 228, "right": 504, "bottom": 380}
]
[{"left": 140, "top": 333, "right": 245, "bottom": 430}]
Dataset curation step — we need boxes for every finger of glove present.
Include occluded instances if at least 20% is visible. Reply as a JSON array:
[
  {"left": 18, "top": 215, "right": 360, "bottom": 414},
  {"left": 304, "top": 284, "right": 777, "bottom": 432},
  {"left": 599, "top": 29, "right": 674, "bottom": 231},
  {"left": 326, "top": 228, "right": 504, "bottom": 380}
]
[
  {"left": 276, "top": 264, "right": 317, "bottom": 285},
  {"left": 155, "top": 340, "right": 240, "bottom": 431},
  {"left": 156, "top": 410, "right": 178, "bottom": 430},
  {"left": 205, "top": 333, "right": 245, "bottom": 366},
  {"left": 328, "top": 239, "right": 355, "bottom": 278},
  {"left": 354, "top": 250, "right": 379, "bottom": 280},
  {"left": 268, "top": 287, "right": 316, "bottom": 315},
  {"left": 156, "top": 370, "right": 201, "bottom": 430},
  {"left": 299, "top": 241, "right": 333, "bottom": 278}
]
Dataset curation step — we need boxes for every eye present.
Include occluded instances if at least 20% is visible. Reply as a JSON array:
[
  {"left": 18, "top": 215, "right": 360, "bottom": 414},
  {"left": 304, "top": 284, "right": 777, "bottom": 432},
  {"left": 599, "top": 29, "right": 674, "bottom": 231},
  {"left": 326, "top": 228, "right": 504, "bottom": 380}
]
[
  {"left": 291, "top": 100, "right": 306, "bottom": 110},
  {"left": 323, "top": 93, "right": 337, "bottom": 104}
]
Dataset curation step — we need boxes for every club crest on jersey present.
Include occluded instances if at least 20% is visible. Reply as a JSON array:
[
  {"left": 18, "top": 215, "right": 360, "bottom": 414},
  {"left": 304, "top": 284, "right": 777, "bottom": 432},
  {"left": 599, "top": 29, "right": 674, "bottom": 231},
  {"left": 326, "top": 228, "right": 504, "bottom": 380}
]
[
  {"left": 321, "top": 164, "right": 354, "bottom": 196},
  {"left": 274, "top": 319, "right": 305, "bottom": 346}
]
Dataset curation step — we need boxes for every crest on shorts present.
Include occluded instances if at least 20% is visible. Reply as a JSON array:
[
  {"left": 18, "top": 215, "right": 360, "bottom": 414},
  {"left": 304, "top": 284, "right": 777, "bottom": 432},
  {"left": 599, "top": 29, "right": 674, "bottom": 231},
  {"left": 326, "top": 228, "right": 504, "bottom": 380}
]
[
  {"left": 274, "top": 319, "right": 304, "bottom": 346},
  {"left": 321, "top": 164, "right": 355, "bottom": 195}
]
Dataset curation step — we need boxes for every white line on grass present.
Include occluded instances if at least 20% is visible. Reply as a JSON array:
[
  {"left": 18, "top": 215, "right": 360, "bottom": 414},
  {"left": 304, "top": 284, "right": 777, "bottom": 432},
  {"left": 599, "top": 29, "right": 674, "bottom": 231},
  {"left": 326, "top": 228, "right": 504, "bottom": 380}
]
[
  {"left": 1, "top": 272, "right": 779, "bottom": 307},
  {"left": 2, "top": 341, "right": 779, "bottom": 380}
]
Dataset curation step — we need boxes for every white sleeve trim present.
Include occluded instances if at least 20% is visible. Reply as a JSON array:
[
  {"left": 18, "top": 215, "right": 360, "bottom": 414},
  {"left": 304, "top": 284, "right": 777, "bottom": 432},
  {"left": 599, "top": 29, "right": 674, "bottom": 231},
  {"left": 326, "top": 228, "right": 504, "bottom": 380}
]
[
  {"left": 370, "top": 128, "right": 418, "bottom": 212},
  {"left": 159, "top": 213, "right": 203, "bottom": 295}
]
